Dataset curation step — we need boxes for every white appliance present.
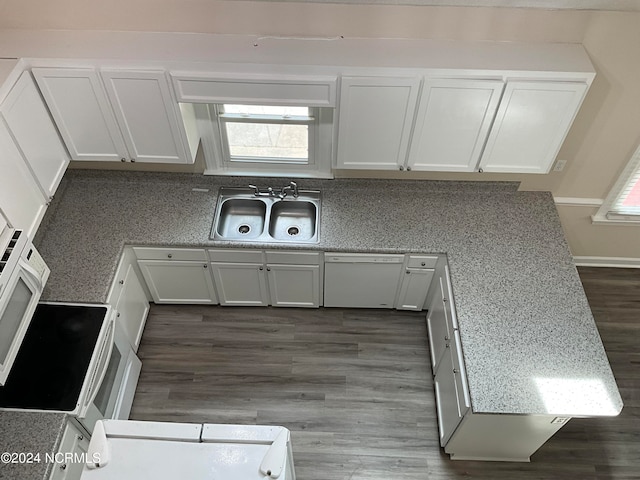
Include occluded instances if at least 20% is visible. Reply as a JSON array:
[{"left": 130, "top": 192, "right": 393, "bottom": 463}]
[
  {"left": 0, "top": 303, "right": 141, "bottom": 434},
  {"left": 81, "top": 420, "right": 297, "bottom": 480},
  {"left": 324, "top": 253, "right": 404, "bottom": 308},
  {"left": 0, "top": 226, "right": 50, "bottom": 385}
]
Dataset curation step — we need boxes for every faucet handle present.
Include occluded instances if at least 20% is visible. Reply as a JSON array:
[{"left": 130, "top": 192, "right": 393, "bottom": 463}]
[
  {"left": 288, "top": 181, "right": 299, "bottom": 198},
  {"left": 248, "top": 184, "right": 260, "bottom": 196}
]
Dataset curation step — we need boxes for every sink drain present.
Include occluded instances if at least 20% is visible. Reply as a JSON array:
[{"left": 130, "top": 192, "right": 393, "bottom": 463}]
[
  {"left": 287, "top": 226, "right": 300, "bottom": 236},
  {"left": 238, "top": 224, "right": 251, "bottom": 234}
]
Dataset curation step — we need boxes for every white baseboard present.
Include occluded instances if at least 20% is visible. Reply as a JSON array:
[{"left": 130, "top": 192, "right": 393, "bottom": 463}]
[{"left": 573, "top": 256, "right": 640, "bottom": 268}]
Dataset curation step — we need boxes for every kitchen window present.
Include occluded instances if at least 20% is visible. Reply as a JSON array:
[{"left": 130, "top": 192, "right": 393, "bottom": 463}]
[
  {"left": 593, "top": 142, "right": 640, "bottom": 224},
  {"left": 199, "top": 103, "right": 333, "bottom": 178}
]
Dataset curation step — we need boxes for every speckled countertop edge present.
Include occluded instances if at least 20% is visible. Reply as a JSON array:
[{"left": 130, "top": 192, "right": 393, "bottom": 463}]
[{"left": 33, "top": 171, "right": 623, "bottom": 418}]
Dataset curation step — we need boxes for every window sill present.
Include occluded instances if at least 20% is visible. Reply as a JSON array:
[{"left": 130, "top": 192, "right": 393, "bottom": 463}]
[
  {"left": 203, "top": 167, "right": 333, "bottom": 179},
  {"left": 591, "top": 214, "right": 640, "bottom": 226}
]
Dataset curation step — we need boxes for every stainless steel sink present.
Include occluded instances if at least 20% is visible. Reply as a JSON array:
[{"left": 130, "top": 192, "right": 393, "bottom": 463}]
[
  {"left": 211, "top": 187, "right": 320, "bottom": 243},
  {"left": 215, "top": 198, "right": 267, "bottom": 240},
  {"left": 269, "top": 201, "right": 317, "bottom": 241}
]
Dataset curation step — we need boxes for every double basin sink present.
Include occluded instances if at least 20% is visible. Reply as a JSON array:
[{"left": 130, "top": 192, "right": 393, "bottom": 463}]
[{"left": 211, "top": 187, "right": 321, "bottom": 243}]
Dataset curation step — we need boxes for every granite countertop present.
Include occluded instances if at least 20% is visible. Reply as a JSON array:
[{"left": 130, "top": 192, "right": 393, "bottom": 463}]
[
  {"left": 37, "top": 170, "right": 622, "bottom": 416},
  {"left": 2, "top": 170, "right": 622, "bottom": 478},
  {"left": 0, "top": 411, "right": 66, "bottom": 479},
  {"left": 33, "top": 171, "right": 622, "bottom": 419}
]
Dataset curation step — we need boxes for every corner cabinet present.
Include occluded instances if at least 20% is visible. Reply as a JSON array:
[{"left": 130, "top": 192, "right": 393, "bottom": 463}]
[
  {"left": 32, "top": 68, "right": 193, "bottom": 164},
  {"left": 107, "top": 248, "right": 150, "bottom": 352},
  {"left": 478, "top": 81, "right": 589, "bottom": 174},
  {"left": 133, "top": 247, "right": 218, "bottom": 304},
  {"left": 336, "top": 76, "right": 420, "bottom": 170},
  {"left": 0, "top": 71, "right": 69, "bottom": 200}
]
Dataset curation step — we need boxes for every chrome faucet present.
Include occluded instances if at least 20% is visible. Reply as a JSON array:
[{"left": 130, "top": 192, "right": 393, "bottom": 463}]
[
  {"left": 248, "top": 182, "right": 299, "bottom": 199},
  {"left": 280, "top": 182, "right": 299, "bottom": 199}
]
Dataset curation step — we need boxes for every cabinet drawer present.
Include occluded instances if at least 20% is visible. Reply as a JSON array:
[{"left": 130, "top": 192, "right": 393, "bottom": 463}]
[
  {"left": 407, "top": 255, "right": 438, "bottom": 269},
  {"left": 133, "top": 247, "right": 206, "bottom": 262},
  {"left": 265, "top": 250, "right": 322, "bottom": 265},
  {"left": 208, "top": 249, "right": 263, "bottom": 263}
]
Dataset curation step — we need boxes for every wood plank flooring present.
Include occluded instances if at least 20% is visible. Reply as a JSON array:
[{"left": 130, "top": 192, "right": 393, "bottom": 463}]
[{"left": 129, "top": 267, "right": 640, "bottom": 479}]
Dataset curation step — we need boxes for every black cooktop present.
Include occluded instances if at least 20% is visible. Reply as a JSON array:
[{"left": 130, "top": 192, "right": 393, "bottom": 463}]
[{"left": 0, "top": 303, "right": 107, "bottom": 411}]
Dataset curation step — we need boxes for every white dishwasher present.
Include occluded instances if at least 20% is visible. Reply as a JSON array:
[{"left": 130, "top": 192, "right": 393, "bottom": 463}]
[{"left": 324, "top": 253, "right": 404, "bottom": 308}]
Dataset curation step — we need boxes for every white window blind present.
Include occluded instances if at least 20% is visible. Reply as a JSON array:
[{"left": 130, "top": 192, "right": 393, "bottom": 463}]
[{"left": 596, "top": 142, "right": 640, "bottom": 222}]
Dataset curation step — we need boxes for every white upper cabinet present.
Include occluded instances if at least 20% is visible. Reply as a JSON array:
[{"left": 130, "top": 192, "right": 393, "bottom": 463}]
[
  {"left": 33, "top": 68, "right": 193, "bottom": 164},
  {"left": 336, "top": 76, "right": 420, "bottom": 170},
  {"left": 0, "top": 71, "right": 69, "bottom": 199},
  {"left": 0, "top": 120, "right": 47, "bottom": 237},
  {"left": 101, "top": 70, "right": 190, "bottom": 164},
  {"left": 32, "top": 68, "right": 127, "bottom": 162},
  {"left": 478, "top": 81, "right": 588, "bottom": 174},
  {"left": 408, "top": 79, "right": 504, "bottom": 172}
]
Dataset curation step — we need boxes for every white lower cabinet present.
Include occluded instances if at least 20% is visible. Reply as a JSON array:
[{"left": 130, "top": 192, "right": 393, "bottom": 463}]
[
  {"left": 211, "top": 261, "right": 270, "bottom": 306},
  {"left": 265, "top": 251, "right": 323, "bottom": 308},
  {"left": 49, "top": 419, "right": 90, "bottom": 480},
  {"left": 396, "top": 255, "right": 437, "bottom": 311},
  {"left": 134, "top": 247, "right": 217, "bottom": 304},
  {"left": 107, "top": 248, "right": 150, "bottom": 352},
  {"left": 208, "top": 249, "right": 322, "bottom": 308}
]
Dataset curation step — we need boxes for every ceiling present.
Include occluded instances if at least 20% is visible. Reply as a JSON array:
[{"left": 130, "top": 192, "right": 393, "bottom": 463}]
[{"left": 245, "top": 0, "right": 640, "bottom": 11}]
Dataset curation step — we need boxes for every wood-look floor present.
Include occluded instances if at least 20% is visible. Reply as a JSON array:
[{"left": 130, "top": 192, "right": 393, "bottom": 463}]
[{"left": 129, "top": 267, "right": 640, "bottom": 479}]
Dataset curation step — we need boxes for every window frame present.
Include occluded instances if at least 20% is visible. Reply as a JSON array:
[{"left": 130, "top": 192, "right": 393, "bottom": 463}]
[
  {"left": 199, "top": 103, "right": 333, "bottom": 179},
  {"left": 593, "top": 141, "right": 640, "bottom": 225},
  {"left": 218, "top": 105, "right": 316, "bottom": 166}
]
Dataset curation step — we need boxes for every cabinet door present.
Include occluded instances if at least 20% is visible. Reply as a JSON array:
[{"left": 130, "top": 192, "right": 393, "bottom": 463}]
[
  {"left": 101, "top": 70, "right": 190, "bottom": 164},
  {"left": 138, "top": 260, "right": 217, "bottom": 304},
  {"left": 336, "top": 76, "right": 420, "bottom": 170},
  {"left": 211, "top": 262, "right": 269, "bottom": 306},
  {"left": 32, "top": 68, "right": 127, "bottom": 162},
  {"left": 408, "top": 79, "right": 503, "bottom": 172},
  {"left": 426, "top": 276, "right": 453, "bottom": 375},
  {"left": 267, "top": 264, "right": 321, "bottom": 308},
  {"left": 0, "top": 120, "right": 47, "bottom": 237},
  {"left": 49, "top": 420, "right": 90, "bottom": 480},
  {"left": 114, "top": 264, "right": 150, "bottom": 352},
  {"left": 0, "top": 72, "right": 69, "bottom": 198},
  {"left": 434, "top": 347, "right": 464, "bottom": 447},
  {"left": 396, "top": 268, "right": 434, "bottom": 311},
  {"left": 479, "top": 81, "right": 588, "bottom": 174}
]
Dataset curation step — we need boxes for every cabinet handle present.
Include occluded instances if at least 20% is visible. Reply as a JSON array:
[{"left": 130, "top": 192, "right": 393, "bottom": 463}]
[
  {"left": 203, "top": 264, "right": 208, "bottom": 269},
  {"left": 421, "top": 262, "right": 426, "bottom": 266},
  {"left": 167, "top": 254, "right": 173, "bottom": 259},
  {"left": 444, "top": 335, "right": 449, "bottom": 341},
  {"left": 478, "top": 168, "right": 484, "bottom": 173},
  {"left": 406, "top": 270, "right": 410, "bottom": 274},
  {"left": 60, "top": 464, "right": 67, "bottom": 470},
  {"left": 77, "top": 434, "right": 84, "bottom": 441},
  {"left": 453, "top": 368, "right": 459, "bottom": 374},
  {"left": 131, "top": 158, "right": 136, "bottom": 163},
  {"left": 406, "top": 166, "right": 412, "bottom": 171},
  {"left": 266, "top": 267, "right": 271, "bottom": 271},
  {"left": 259, "top": 266, "right": 263, "bottom": 271},
  {"left": 399, "top": 165, "right": 404, "bottom": 171},
  {"left": 121, "top": 158, "right": 126, "bottom": 162},
  {"left": 117, "top": 313, "right": 121, "bottom": 318},
  {"left": 119, "top": 279, "right": 124, "bottom": 285},
  {"left": 442, "top": 297, "right": 447, "bottom": 303},
  {"left": 445, "top": 343, "right": 450, "bottom": 348}
]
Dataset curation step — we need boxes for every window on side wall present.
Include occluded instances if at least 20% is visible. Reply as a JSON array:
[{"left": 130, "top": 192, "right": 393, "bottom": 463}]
[
  {"left": 203, "top": 103, "right": 333, "bottom": 178},
  {"left": 594, "top": 142, "right": 640, "bottom": 224}
]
